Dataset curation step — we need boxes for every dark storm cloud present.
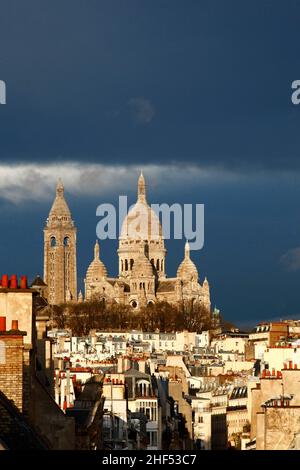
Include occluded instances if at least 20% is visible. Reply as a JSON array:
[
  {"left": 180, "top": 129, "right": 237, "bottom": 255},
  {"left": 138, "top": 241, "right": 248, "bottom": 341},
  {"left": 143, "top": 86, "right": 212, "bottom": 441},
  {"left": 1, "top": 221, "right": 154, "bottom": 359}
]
[
  {"left": 1, "top": 0, "right": 300, "bottom": 170},
  {"left": 1, "top": 1, "right": 300, "bottom": 326}
]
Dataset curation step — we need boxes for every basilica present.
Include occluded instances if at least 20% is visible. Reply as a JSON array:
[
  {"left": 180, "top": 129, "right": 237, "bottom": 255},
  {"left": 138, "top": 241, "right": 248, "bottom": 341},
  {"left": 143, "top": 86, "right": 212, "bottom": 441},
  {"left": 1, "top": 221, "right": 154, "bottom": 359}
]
[{"left": 43, "top": 173, "right": 211, "bottom": 312}]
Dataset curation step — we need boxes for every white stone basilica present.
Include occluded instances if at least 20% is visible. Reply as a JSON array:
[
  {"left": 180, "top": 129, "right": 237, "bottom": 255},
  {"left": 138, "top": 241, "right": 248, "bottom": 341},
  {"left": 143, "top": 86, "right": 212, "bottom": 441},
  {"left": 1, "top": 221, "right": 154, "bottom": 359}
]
[{"left": 83, "top": 173, "right": 211, "bottom": 311}]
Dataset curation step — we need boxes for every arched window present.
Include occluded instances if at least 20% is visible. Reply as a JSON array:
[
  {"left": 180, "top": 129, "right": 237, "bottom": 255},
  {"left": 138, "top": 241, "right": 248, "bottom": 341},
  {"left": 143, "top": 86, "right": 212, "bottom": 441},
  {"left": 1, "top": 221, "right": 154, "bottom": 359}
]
[
  {"left": 156, "top": 259, "right": 160, "bottom": 270},
  {"left": 121, "top": 260, "right": 124, "bottom": 271},
  {"left": 64, "top": 236, "right": 70, "bottom": 247},
  {"left": 125, "top": 259, "right": 128, "bottom": 271},
  {"left": 130, "top": 259, "right": 134, "bottom": 270}
]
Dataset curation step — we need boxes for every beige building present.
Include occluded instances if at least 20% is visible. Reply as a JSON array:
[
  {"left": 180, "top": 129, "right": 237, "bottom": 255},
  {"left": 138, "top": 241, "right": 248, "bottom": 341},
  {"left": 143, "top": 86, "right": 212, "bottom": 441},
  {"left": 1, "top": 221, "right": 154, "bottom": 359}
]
[
  {"left": 251, "top": 364, "right": 300, "bottom": 449},
  {"left": 0, "top": 282, "right": 76, "bottom": 449},
  {"left": 44, "top": 179, "right": 77, "bottom": 305},
  {"left": 84, "top": 173, "right": 211, "bottom": 312}
]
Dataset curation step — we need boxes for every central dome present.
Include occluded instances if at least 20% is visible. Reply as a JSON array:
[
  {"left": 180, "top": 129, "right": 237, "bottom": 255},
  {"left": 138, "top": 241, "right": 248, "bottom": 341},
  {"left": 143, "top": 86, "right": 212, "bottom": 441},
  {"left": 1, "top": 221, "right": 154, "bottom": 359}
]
[
  {"left": 120, "top": 173, "right": 162, "bottom": 242},
  {"left": 120, "top": 200, "right": 162, "bottom": 241},
  {"left": 118, "top": 173, "right": 166, "bottom": 279}
]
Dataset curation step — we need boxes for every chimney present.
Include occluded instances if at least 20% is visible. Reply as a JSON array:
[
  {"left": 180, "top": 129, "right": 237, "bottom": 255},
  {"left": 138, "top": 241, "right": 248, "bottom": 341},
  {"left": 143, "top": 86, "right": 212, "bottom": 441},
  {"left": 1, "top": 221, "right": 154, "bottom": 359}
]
[
  {"left": 0, "top": 316, "right": 6, "bottom": 332},
  {"left": 138, "top": 359, "right": 146, "bottom": 374},
  {"left": 289, "top": 361, "right": 293, "bottom": 370},
  {"left": 0, "top": 318, "right": 26, "bottom": 411},
  {"left": 117, "top": 357, "right": 123, "bottom": 373},
  {"left": 124, "top": 357, "right": 132, "bottom": 372}
]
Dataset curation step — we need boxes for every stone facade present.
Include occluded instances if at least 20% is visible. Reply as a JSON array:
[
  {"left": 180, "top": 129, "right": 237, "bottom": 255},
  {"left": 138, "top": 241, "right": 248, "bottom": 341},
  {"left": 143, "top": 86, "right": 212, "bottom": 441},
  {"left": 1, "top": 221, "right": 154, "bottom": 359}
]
[
  {"left": 84, "top": 173, "right": 211, "bottom": 312},
  {"left": 44, "top": 179, "right": 77, "bottom": 305},
  {"left": 257, "top": 407, "right": 300, "bottom": 450}
]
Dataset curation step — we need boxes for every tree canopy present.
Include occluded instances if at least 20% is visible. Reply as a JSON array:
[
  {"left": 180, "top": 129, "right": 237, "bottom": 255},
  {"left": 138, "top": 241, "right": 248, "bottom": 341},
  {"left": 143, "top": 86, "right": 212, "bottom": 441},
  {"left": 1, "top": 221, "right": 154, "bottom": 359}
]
[{"left": 51, "top": 299, "right": 213, "bottom": 336}]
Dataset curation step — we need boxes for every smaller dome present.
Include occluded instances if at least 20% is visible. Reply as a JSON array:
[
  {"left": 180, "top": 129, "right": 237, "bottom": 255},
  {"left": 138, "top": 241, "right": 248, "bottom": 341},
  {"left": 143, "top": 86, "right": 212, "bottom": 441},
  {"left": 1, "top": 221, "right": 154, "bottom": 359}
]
[
  {"left": 86, "top": 241, "right": 107, "bottom": 280},
  {"left": 177, "top": 241, "right": 198, "bottom": 280}
]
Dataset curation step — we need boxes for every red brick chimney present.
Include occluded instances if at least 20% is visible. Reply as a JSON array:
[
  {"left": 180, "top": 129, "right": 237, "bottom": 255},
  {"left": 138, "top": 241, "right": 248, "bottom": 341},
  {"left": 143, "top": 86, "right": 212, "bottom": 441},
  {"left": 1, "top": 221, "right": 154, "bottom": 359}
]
[{"left": 0, "top": 317, "right": 26, "bottom": 411}]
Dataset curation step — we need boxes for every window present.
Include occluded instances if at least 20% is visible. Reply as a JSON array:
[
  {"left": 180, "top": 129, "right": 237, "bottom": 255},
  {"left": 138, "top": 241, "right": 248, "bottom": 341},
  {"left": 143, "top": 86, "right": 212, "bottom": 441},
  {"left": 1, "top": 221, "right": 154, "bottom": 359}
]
[
  {"left": 146, "top": 431, "right": 157, "bottom": 447},
  {"left": 50, "top": 236, "right": 56, "bottom": 247}
]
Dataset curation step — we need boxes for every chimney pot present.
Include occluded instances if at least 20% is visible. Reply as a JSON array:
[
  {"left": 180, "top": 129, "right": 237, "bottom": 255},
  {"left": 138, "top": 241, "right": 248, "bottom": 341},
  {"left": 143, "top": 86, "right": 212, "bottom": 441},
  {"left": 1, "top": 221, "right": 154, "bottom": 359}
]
[
  {"left": 10, "top": 275, "right": 18, "bottom": 289},
  {"left": 0, "top": 316, "right": 6, "bottom": 332},
  {"left": 20, "top": 276, "right": 27, "bottom": 289},
  {"left": 1, "top": 275, "right": 8, "bottom": 288},
  {"left": 11, "top": 320, "right": 18, "bottom": 330}
]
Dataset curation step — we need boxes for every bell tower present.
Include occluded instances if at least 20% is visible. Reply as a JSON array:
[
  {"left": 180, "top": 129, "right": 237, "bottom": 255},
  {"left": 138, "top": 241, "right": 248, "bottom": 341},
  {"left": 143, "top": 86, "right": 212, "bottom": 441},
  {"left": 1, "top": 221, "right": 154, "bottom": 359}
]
[{"left": 44, "top": 179, "right": 77, "bottom": 305}]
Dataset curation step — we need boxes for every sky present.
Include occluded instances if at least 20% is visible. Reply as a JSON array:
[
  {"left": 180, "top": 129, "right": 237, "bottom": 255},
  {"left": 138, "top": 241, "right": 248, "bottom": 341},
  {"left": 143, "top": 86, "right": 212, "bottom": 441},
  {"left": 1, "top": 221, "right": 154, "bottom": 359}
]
[{"left": 1, "top": 1, "right": 300, "bottom": 327}]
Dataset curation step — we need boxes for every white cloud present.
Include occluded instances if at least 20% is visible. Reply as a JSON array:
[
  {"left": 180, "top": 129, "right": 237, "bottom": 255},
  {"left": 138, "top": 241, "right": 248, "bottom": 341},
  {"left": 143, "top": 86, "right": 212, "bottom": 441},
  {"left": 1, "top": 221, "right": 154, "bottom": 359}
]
[
  {"left": 0, "top": 162, "right": 238, "bottom": 204},
  {"left": 280, "top": 247, "right": 300, "bottom": 271}
]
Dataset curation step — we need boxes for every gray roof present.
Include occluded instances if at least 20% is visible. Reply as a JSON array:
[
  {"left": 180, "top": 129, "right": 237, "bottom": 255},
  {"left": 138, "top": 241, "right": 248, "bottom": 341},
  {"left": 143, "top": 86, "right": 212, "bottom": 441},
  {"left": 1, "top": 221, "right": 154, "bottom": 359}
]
[
  {"left": 124, "top": 368, "right": 150, "bottom": 379},
  {"left": 30, "top": 275, "right": 47, "bottom": 287},
  {"left": 156, "top": 280, "right": 176, "bottom": 293}
]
